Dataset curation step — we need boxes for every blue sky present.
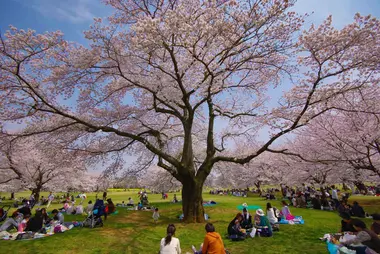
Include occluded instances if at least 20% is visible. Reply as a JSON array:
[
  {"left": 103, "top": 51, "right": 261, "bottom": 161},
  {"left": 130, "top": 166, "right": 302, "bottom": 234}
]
[
  {"left": 1, "top": 0, "right": 380, "bottom": 43},
  {"left": 1, "top": 0, "right": 380, "bottom": 174}
]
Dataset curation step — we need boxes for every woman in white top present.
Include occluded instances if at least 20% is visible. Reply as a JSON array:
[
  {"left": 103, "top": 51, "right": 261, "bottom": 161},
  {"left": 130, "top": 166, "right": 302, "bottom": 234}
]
[
  {"left": 266, "top": 203, "right": 278, "bottom": 224},
  {"left": 160, "top": 224, "right": 181, "bottom": 254}
]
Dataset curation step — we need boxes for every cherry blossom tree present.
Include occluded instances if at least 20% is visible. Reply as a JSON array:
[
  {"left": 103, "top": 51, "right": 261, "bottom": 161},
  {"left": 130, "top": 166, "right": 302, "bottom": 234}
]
[
  {"left": 284, "top": 109, "right": 380, "bottom": 179},
  {"left": 0, "top": 136, "right": 86, "bottom": 201},
  {"left": 1, "top": 0, "right": 380, "bottom": 222},
  {"left": 139, "top": 166, "right": 181, "bottom": 193},
  {"left": 216, "top": 152, "right": 283, "bottom": 194}
]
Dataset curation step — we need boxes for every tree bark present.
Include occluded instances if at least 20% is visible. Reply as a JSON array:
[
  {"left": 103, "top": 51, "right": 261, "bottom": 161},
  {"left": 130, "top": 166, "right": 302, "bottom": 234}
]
[
  {"left": 181, "top": 178, "right": 205, "bottom": 223},
  {"left": 31, "top": 185, "right": 42, "bottom": 202},
  {"left": 255, "top": 181, "right": 262, "bottom": 196}
]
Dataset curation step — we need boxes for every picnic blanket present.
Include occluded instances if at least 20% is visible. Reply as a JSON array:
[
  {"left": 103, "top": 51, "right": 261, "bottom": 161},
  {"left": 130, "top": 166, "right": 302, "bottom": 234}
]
[
  {"left": 236, "top": 205, "right": 261, "bottom": 210},
  {"left": 203, "top": 201, "right": 217, "bottom": 207},
  {"left": 326, "top": 241, "right": 356, "bottom": 254},
  {"left": 278, "top": 216, "right": 304, "bottom": 225},
  {"left": 0, "top": 223, "right": 76, "bottom": 241}
]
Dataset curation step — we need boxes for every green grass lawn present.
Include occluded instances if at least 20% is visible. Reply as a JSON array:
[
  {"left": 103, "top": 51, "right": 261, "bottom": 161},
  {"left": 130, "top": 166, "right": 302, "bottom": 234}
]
[{"left": 0, "top": 190, "right": 379, "bottom": 254}]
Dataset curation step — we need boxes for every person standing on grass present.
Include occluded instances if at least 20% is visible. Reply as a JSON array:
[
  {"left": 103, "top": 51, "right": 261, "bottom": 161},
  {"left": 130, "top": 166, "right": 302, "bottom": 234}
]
[
  {"left": 153, "top": 208, "right": 160, "bottom": 223},
  {"left": 47, "top": 192, "right": 54, "bottom": 208},
  {"left": 103, "top": 191, "right": 107, "bottom": 201},
  {"left": 331, "top": 185, "right": 339, "bottom": 209},
  {"left": 160, "top": 224, "right": 181, "bottom": 254}
]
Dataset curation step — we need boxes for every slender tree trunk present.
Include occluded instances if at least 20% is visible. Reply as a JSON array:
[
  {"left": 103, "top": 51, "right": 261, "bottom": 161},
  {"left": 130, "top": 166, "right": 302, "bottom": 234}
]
[
  {"left": 11, "top": 192, "right": 15, "bottom": 200},
  {"left": 181, "top": 178, "right": 205, "bottom": 223},
  {"left": 255, "top": 181, "right": 262, "bottom": 196}
]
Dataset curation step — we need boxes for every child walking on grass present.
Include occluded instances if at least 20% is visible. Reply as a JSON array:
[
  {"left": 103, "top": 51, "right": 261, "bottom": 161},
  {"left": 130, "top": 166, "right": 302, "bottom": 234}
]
[{"left": 153, "top": 208, "right": 160, "bottom": 223}]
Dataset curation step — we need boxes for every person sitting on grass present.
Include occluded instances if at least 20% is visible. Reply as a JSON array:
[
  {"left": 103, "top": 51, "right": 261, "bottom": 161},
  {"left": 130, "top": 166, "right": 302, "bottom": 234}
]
[
  {"left": 241, "top": 208, "right": 253, "bottom": 229},
  {"left": 255, "top": 209, "right": 273, "bottom": 237},
  {"left": 351, "top": 201, "right": 365, "bottom": 218},
  {"left": 17, "top": 205, "right": 31, "bottom": 217},
  {"left": 342, "top": 219, "right": 380, "bottom": 254},
  {"left": 173, "top": 194, "right": 178, "bottom": 203},
  {"left": 86, "top": 201, "right": 94, "bottom": 214},
  {"left": 127, "top": 197, "right": 134, "bottom": 207},
  {"left": 279, "top": 201, "right": 294, "bottom": 220},
  {"left": 66, "top": 204, "right": 75, "bottom": 215},
  {"left": 311, "top": 195, "right": 322, "bottom": 210},
  {"left": 371, "top": 214, "right": 380, "bottom": 235},
  {"left": 76, "top": 205, "right": 84, "bottom": 215},
  {"left": 339, "top": 212, "right": 357, "bottom": 233},
  {"left": 227, "top": 213, "right": 243, "bottom": 236},
  {"left": 160, "top": 224, "right": 181, "bottom": 254},
  {"left": 266, "top": 203, "right": 278, "bottom": 224},
  {"left": 232, "top": 219, "right": 246, "bottom": 237},
  {"left": 337, "top": 201, "right": 351, "bottom": 215},
  {"left": 51, "top": 209, "right": 64, "bottom": 224},
  {"left": 18, "top": 214, "right": 30, "bottom": 232},
  {"left": 0, "top": 211, "right": 19, "bottom": 232},
  {"left": 106, "top": 198, "right": 116, "bottom": 214},
  {"left": 192, "top": 223, "right": 225, "bottom": 254},
  {"left": 40, "top": 208, "right": 51, "bottom": 225},
  {"left": 25, "top": 210, "right": 43, "bottom": 232}
]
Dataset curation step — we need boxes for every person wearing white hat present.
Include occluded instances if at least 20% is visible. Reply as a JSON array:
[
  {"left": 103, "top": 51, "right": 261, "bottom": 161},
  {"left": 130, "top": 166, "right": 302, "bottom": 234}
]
[{"left": 254, "top": 209, "right": 273, "bottom": 237}]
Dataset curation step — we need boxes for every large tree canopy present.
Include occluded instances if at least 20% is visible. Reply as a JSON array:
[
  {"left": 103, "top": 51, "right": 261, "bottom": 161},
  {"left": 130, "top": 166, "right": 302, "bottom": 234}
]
[{"left": 1, "top": 0, "right": 380, "bottom": 222}]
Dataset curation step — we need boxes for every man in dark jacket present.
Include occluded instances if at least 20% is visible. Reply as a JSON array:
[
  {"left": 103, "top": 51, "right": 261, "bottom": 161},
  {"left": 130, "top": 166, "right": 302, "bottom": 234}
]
[
  {"left": 351, "top": 201, "right": 365, "bottom": 218},
  {"left": 241, "top": 208, "right": 253, "bottom": 229},
  {"left": 340, "top": 212, "right": 357, "bottom": 233}
]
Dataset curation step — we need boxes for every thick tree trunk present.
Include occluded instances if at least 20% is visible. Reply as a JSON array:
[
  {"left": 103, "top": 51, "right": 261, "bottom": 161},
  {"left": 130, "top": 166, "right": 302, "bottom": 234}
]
[
  {"left": 32, "top": 185, "right": 42, "bottom": 202},
  {"left": 181, "top": 179, "right": 205, "bottom": 223}
]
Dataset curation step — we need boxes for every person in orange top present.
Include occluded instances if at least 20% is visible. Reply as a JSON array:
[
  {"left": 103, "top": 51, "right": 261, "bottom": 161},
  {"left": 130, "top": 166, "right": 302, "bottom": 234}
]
[{"left": 192, "top": 223, "right": 226, "bottom": 254}]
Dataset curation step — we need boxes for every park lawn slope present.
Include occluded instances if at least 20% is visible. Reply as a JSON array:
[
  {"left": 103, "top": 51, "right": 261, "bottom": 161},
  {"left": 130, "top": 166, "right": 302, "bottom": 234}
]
[{"left": 0, "top": 191, "right": 378, "bottom": 254}]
